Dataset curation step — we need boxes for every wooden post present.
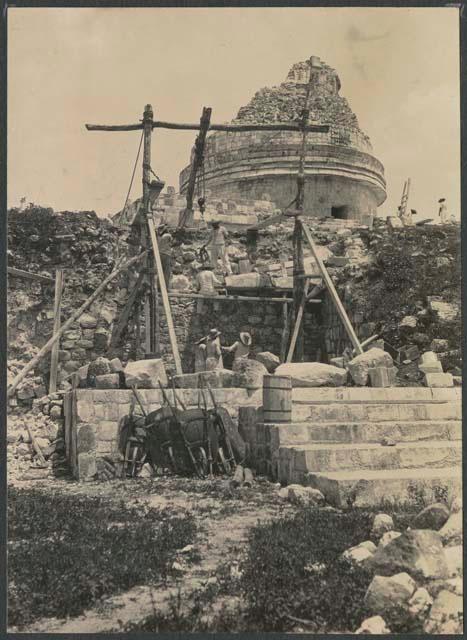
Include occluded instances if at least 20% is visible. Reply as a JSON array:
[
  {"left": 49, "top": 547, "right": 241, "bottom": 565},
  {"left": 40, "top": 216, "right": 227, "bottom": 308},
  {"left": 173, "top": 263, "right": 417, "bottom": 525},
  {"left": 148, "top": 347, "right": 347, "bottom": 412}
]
[
  {"left": 49, "top": 269, "right": 64, "bottom": 394},
  {"left": 300, "top": 220, "right": 363, "bottom": 354},
  {"left": 153, "top": 274, "right": 161, "bottom": 355},
  {"left": 179, "top": 107, "right": 212, "bottom": 228},
  {"left": 142, "top": 104, "right": 154, "bottom": 357},
  {"left": 7, "top": 251, "right": 147, "bottom": 397},
  {"left": 147, "top": 214, "right": 183, "bottom": 375},
  {"left": 286, "top": 278, "right": 310, "bottom": 363}
]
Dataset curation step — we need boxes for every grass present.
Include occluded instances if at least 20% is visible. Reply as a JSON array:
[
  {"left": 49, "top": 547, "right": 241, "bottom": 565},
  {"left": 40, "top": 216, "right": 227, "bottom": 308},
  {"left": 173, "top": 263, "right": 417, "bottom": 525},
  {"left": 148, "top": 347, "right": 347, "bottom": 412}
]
[{"left": 8, "top": 487, "right": 196, "bottom": 628}]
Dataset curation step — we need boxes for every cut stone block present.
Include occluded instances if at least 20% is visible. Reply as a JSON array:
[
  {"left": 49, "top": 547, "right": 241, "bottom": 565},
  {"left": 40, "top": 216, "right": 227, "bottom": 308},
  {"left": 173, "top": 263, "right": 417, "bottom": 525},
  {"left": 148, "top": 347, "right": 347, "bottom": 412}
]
[
  {"left": 348, "top": 348, "right": 393, "bottom": 386},
  {"left": 95, "top": 373, "right": 120, "bottom": 389},
  {"left": 424, "top": 372, "right": 453, "bottom": 388},
  {"left": 124, "top": 358, "right": 168, "bottom": 389},
  {"left": 368, "top": 367, "right": 392, "bottom": 388},
  {"left": 274, "top": 362, "right": 348, "bottom": 387},
  {"left": 77, "top": 452, "right": 97, "bottom": 481},
  {"left": 173, "top": 369, "right": 235, "bottom": 389}
]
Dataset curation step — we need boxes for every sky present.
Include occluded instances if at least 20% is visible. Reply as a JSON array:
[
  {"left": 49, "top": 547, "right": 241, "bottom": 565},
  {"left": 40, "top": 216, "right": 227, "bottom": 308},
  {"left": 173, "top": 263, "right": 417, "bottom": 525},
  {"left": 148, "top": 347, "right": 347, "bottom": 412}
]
[{"left": 8, "top": 6, "right": 460, "bottom": 220}]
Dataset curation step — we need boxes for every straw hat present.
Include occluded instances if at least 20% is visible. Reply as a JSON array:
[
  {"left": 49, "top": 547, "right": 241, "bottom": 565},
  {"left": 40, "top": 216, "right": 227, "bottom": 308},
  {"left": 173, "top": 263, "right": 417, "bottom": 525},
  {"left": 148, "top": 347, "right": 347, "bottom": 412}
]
[
  {"left": 240, "top": 332, "right": 252, "bottom": 346},
  {"left": 208, "top": 328, "right": 221, "bottom": 339}
]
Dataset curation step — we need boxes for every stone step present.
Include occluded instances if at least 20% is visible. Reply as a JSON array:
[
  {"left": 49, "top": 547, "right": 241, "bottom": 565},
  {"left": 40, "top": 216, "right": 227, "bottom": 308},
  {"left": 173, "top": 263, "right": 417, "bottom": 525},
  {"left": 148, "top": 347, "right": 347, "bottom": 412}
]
[
  {"left": 291, "top": 387, "right": 461, "bottom": 404},
  {"left": 280, "top": 440, "right": 462, "bottom": 475},
  {"left": 271, "top": 420, "right": 462, "bottom": 445},
  {"left": 303, "top": 466, "right": 462, "bottom": 508},
  {"left": 292, "top": 401, "right": 461, "bottom": 423}
]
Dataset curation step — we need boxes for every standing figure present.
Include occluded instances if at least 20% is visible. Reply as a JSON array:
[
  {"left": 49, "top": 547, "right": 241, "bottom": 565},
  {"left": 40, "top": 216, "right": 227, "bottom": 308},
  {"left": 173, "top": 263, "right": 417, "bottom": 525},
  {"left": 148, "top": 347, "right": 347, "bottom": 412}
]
[
  {"left": 195, "top": 265, "right": 222, "bottom": 313},
  {"left": 205, "top": 328, "right": 223, "bottom": 371},
  {"left": 194, "top": 337, "right": 207, "bottom": 373},
  {"left": 222, "top": 332, "right": 252, "bottom": 366},
  {"left": 159, "top": 231, "right": 173, "bottom": 287},
  {"left": 204, "top": 221, "right": 232, "bottom": 275},
  {"left": 438, "top": 198, "right": 448, "bottom": 224}
]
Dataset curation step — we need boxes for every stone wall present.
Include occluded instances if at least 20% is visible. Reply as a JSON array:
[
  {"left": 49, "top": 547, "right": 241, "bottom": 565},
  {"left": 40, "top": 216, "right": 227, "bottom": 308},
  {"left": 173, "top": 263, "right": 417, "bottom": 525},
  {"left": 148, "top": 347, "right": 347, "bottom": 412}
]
[{"left": 66, "top": 388, "right": 262, "bottom": 480}]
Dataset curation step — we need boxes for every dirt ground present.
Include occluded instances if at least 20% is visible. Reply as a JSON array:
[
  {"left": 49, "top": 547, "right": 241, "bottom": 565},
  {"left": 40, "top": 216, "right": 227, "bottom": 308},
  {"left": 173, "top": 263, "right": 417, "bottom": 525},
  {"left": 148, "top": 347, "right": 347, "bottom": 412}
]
[{"left": 9, "top": 474, "right": 297, "bottom": 633}]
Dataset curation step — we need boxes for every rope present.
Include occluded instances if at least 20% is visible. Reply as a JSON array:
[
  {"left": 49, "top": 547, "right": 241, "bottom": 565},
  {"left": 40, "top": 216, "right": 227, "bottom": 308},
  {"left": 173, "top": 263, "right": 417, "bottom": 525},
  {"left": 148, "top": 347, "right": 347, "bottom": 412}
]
[{"left": 115, "top": 129, "right": 144, "bottom": 261}]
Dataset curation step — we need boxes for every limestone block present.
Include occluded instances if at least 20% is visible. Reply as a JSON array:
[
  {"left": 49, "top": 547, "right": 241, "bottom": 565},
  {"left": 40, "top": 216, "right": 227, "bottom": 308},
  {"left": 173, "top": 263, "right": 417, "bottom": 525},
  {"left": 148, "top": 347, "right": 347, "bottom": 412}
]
[
  {"left": 408, "top": 587, "right": 433, "bottom": 619},
  {"left": 173, "top": 369, "right": 235, "bottom": 389},
  {"left": 286, "top": 484, "right": 325, "bottom": 506},
  {"left": 418, "top": 362, "right": 443, "bottom": 374},
  {"left": 79, "top": 313, "right": 98, "bottom": 329},
  {"left": 439, "top": 512, "right": 462, "bottom": 547},
  {"left": 124, "top": 358, "right": 168, "bottom": 389},
  {"left": 275, "top": 362, "right": 348, "bottom": 387},
  {"left": 364, "top": 572, "right": 416, "bottom": 623},
  {"left": 423, "top": 590, "right": 463, "bottom": 634},
  {"left": 399, "top": 316, "right": 417, "bottom": 329},
  {"left": 368, "top": 529, "right": 449, "bottom": 581},
  {"left": 378, "top": 531, "right": 402, "bottom": 548},
  {"left": 109, "top": 358, "right": 123, "bottom": 373},
  {"left": 430, "top": 338, "right": 449, "bottom": 353},
  {"left": 88, "top": 357, "right": 111, "bottom": 377},
  {"left": 77, "top": 452, "right": 97, "bottom": 481},
  {"left": 424, "top": 372, "right": 453, "bottom": 388},
  {"left": 371, "top": 513, "right": 395, "bottom": 540},
  {"left": 348, "top": 348, "right": 393, "bottom": 386},
  {"left": 368, "top": 367, "right": 392, "bottom": 388},
  {"left": 342, "top": 540, "right": 376, "bottom": 565},
  {"left": 444, "top": 545, "right": 462, "bottom": 578},
  {"left": 76, "top": 424, "right": 96, "bottom": 453},
  {"left": 355, "top": 615, "right": 391, "bottom": 634},
  {"left": 329, "top": 357, "right": 345, "bottom": 369},
  {"left": 413, "top": 502, "right": 450, "bottom": 531},
  {"left": 428, "top": 300, "right": 458, "bottom": 323},
  {"left": 255, "top": 352, "right": 280, "bottom": 373},
  {"left": 232, "top": 359, "right": 268, "bottom": 390},
  {"left": 95, "top": 373, "right": 120, "bottom": 389},
  {"left": 96, "top": 421, "right": 119, "bottom": 442}
]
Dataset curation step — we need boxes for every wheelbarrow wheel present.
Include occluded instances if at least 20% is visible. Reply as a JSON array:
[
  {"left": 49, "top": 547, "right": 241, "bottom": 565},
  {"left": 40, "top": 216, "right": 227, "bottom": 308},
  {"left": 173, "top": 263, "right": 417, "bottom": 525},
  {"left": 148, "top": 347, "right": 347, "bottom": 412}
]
[
  {"left": 218, "top": 447, "right": 234, "bottom": 476},
  {"left": 193, "top": 446, "right": 208, "bottom": 479}
]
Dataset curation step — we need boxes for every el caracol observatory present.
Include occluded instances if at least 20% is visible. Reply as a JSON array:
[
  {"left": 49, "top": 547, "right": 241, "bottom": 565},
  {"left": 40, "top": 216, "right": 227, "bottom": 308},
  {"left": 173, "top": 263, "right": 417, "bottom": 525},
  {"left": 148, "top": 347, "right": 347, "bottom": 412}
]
[{"left": 179, "top": 56, "right": 387, "bottom": 224}]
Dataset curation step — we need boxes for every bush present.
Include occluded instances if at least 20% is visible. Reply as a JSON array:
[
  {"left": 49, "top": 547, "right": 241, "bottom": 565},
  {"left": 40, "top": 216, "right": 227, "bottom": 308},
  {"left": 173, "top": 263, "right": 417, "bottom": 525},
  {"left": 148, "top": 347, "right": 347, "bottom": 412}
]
[
  {"left": 239, "top": 507, "right": 374, "bottom": 632},
  {"left": 8, "top": 488, "right": 196, "bottom": 627}
]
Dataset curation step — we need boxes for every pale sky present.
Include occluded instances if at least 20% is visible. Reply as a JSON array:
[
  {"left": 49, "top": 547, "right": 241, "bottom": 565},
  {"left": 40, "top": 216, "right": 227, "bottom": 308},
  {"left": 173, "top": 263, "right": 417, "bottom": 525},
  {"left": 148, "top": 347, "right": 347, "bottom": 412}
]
[{"left": 8, "top": 6, "right": 460, "bottom": 220}]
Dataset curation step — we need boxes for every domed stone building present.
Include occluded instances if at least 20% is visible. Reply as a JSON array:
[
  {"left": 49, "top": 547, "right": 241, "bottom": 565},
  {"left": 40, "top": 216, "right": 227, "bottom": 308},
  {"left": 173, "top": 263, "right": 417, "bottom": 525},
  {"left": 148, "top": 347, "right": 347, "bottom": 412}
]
[{"left": 179, "top": 56, "right": 386, "bottom": 224}]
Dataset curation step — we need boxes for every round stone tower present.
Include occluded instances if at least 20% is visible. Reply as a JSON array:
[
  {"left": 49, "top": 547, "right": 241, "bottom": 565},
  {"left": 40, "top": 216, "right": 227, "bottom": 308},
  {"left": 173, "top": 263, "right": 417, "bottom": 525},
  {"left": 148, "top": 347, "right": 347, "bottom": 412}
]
[{"left": 179, "top": 56, "right": 386, "bottom": 224}]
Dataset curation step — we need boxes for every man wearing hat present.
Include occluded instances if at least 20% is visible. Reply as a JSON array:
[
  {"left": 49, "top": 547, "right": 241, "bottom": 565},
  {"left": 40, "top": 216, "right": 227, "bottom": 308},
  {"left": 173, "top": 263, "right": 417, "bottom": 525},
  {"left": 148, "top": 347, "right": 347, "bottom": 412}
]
[
  {"left": 203, "top": 221, "right": 232, "bottom": 276},
  {"left": 438, "top": 198, "right": 448, "bottom": 224},
  {"left": 205, "top": 328, "right": 223, "bottom": 370},
  {"left": 194, "top": 336, "right": 207, "bottom": 373},
  {"left": 222, "top": 332, "right": 252, "bottom": 365}
]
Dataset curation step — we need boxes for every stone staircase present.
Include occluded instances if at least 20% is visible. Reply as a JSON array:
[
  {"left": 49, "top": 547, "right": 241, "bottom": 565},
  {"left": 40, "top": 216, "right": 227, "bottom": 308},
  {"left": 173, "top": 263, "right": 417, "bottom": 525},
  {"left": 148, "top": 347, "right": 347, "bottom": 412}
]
[{"left": 254, "top": 387, "right": 462, "bottom": 507}]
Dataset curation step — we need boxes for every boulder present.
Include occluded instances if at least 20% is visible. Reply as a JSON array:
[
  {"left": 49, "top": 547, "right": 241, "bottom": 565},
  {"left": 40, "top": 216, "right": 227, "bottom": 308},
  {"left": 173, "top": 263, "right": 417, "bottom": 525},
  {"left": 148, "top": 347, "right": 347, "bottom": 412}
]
[
  {"left": 423, "top": 590, "right": 463, "bottom": 634},
  {"left": 88, "top": 357, "right": 111, "bottom": 377},
  {"left": 170, "top": 275, "right": 191, "bottom": 290},
  {"left": 413, "top": 502, "right": 450, "bottom": 531},
  {"left": 255, "top": 351, "right": 280, "bottom": 373},
  {"left": 371, "top": 513, "right": 394, "bottom": 540},
  {"left": 368, "top": 529, "right": 449, "bottom": 581},
  {"left": 124, "top": 358, "right": 168, "bottom": 389},
  {"left": 399, "top": 316, "right": 417, "bottom": 329},
  {"left": 95, "top": 373, "right": 120, "bottom": 389},
  {"left": 378, "top": 531, "right": 402, "bottom": 548},
  {"left": 342, "top": 541, "right": 376, "bottom": 566},
  {"left": 428, "top": 300, "right": 459, "bottom": 324},
  {"left": 439, "top": 511, "right": 462, "bottom": 546},
  {"left": 274, "top": 362, "right": 348, "bottom": 387},
  {"left": 347, "top": 348, "right": 393, "bottom": 386},
  {"left": 173, "top": 369, "right": 235, "bottom": 389},
  {"left": 408, "top": 587, "right": 433, "bottom": 619},
  {"left": 109, "top": 357, "right": 123, "bottom": 373},
  {"left": 444, "top": 545, "right": 462, "bottom": 578},
  {"left": 364, "top": 572, "right": 416, "bottom": 624},
  {"left": 232, "top": 359, "right": 268, "bottom": 389},
  {"left": 355, "top": 615, "right": 391, "bottom": 634},
  {"left": 287, "top": 484, "right": 325, "bottom": 506},
  {"left": 79, "top": 313, "right": 98, "bottom": 329}
]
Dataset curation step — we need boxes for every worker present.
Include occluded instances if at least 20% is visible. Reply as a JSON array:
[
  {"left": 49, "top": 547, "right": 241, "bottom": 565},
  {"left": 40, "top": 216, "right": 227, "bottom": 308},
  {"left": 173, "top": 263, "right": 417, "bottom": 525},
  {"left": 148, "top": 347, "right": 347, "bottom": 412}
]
[
  {"left": 194, "top": 337, "right": 207, "bottom": 373},
  {"left": 203, "top": 220, "right": 232, "bottom": 276},
  {"left": 159, "top": 231, "right": 173, "bottom": 287},
  {"left": 195, "top": 265, "right": 222, "bottom": 295},
  {"left": 438, "top": 198, "right": 448, "bottom": 224},
  {"left": 222, "top": 332, "right": 252, "bottom": 364},
  {"left": 205, "top": 328, "right": 223, "bottom": 370}
]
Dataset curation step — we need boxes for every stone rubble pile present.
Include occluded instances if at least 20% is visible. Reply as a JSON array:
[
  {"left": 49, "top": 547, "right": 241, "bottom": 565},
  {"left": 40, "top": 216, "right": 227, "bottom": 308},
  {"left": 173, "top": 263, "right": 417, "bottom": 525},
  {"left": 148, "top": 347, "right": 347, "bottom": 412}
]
[
  {"left": 343, "top": 501, "right": 463, "bottom": 634},
  {"left": 7, "top": 392, "right": 67, "bottom": 482}
]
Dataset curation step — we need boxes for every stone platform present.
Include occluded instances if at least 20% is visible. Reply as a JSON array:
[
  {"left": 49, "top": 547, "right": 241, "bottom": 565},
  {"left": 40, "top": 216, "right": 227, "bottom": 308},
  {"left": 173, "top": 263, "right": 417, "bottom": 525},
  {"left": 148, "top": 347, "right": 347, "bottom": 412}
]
[
  {"left": 239, "top": 387, "right": 462, "bottom": 507},
  {"left": 64, "top": 388, "right": 262, "bottom": 481}
]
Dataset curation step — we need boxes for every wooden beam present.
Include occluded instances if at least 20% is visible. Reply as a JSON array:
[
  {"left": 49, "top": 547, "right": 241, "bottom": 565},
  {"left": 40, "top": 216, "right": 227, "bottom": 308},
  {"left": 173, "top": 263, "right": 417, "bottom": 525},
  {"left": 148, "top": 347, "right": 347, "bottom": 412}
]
[
  {"left": 86, "top": 121, "right": 329, "bottom": 134},
  {"left": 164, "top": 291, "right": 313, "bottom": 303},
  {"left": 7, "top": 267, "right": 54, "bottom": 284},
  {"left": 109, "top": 272, "right": 145, "bottom": 350},
  {"left": 286, "top": 278, "right": 310, "bottom": 363},
  {"left": 179, "top": 107, "right": 212, "bottom": 229},
  {"left": 300, "top": 219, "right": 363, "bottom": 354},
  {"left": 7, "top": 251, "right": 147, "bottom": 398},
  {"left": 48, "top": 269, "right": 64, "bottom": 394},
  {"left": 147, "top": 214, "right": 183, "bottom": 375}
]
